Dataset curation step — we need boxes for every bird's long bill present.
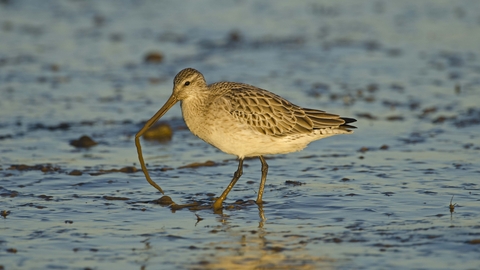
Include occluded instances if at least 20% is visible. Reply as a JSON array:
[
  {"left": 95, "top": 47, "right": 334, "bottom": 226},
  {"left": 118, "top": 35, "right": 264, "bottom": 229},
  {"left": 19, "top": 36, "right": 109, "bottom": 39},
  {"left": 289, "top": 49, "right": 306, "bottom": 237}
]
[{"left": 135, "top": 94, "right": 178, "bottom": 194}]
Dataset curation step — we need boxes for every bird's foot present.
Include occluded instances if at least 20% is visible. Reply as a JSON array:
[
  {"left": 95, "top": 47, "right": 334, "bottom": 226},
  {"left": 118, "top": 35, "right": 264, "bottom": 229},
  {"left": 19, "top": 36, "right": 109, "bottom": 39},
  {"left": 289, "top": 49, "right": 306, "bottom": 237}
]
[
  {"left": 255, "top": 199, "right": 264, "bottom": 207},
  {"left": 213, "top": 198, "right": 224, "bottom": 211}
]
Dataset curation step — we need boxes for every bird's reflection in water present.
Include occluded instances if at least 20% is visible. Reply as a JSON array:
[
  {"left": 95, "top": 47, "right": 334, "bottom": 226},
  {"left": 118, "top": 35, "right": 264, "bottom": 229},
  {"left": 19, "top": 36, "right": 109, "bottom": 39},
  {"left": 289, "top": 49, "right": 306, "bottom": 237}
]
[
  {"left": 258, "top": 204, "right": 266, "bottom": 228},
  {"left": 201, "top": 205, "right": 334, "bottom": 269}
]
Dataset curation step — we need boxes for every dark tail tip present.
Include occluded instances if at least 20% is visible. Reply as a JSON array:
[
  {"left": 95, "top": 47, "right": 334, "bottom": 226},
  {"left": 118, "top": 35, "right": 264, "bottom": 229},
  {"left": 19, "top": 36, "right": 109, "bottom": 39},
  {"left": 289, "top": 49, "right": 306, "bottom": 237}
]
[{"left": 340, "top": 117, "right": 357, "bottom": 129}]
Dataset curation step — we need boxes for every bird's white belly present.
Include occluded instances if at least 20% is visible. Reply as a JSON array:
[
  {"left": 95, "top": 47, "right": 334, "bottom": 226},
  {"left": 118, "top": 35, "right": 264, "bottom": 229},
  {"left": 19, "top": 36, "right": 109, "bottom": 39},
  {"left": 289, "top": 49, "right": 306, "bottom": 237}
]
[{"left": 185, "top": 116, "right": 317, "bottom": 158}]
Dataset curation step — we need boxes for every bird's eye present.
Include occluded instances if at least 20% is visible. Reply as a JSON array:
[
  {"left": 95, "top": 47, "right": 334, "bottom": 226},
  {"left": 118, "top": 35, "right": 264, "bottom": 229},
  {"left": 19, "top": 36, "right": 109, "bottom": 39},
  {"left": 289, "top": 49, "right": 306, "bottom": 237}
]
[{"left": 184, "top": 81, "right": 191, "bottom": 86}]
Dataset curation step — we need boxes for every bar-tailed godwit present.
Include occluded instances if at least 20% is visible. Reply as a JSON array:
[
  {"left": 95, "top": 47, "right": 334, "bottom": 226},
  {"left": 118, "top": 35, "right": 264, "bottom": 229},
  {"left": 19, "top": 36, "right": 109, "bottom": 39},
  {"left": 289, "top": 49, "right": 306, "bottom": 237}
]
[{"left": 135, "top": 68, "right": 356, "bottom": 210}]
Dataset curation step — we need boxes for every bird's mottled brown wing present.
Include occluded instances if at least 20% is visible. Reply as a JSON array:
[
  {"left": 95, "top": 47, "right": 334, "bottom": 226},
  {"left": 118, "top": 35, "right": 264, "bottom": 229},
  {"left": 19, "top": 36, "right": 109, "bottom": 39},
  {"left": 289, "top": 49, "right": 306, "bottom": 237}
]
[
  {"left": 302, "top": 108, "right": 348, "bottom": 129},
  {"left": 213, "top": 82, "right": 347, "bottom": 137}
]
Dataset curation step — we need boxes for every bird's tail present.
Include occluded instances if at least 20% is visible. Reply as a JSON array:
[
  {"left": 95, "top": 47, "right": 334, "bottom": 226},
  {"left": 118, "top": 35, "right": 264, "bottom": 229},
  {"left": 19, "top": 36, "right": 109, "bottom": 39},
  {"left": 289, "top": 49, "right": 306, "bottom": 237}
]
[{"left": 340, "top": 117, "right": 357, "bottom": 131}]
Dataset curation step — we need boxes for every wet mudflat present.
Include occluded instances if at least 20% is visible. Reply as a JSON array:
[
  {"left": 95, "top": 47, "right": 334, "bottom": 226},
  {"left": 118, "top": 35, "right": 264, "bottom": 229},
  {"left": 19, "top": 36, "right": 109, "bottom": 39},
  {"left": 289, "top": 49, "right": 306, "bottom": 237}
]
[{"left": 1, "top": 1, "right": 480, "bottom": 269}]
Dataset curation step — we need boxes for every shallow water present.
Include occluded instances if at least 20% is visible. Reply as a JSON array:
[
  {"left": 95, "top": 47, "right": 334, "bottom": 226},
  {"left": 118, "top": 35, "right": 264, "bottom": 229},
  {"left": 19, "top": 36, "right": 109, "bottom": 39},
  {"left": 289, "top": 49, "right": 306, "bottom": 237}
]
[{"left": 1, "top": 0, "right": 480, "bottom": 269}]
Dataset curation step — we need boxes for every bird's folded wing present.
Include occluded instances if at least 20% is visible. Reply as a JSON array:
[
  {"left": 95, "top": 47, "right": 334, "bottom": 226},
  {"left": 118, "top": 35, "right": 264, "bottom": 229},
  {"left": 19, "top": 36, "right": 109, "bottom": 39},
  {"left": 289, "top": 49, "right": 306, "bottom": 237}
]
[{"left": 218, "top": 85, "right": 346, "bottom": 137}]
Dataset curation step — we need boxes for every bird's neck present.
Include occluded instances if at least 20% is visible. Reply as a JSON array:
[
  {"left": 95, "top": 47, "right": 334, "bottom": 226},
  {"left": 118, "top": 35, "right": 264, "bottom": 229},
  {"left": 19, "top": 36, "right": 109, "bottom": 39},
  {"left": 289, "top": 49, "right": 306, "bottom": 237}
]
[{"left": 180, "top": 93, "right": 209, "bottom": 122}]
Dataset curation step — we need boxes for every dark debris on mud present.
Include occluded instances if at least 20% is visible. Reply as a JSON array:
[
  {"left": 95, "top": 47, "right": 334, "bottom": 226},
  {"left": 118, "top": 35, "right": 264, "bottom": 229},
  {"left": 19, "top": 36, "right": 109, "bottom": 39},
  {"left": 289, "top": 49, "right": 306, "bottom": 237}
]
[
  {"left": 150, "top": 195, "right": 259, "bottom": 213},
  {"left": 7, "top": 164, "right": 60, "bottom": 173},
  {"left": 70, "top": 135, "right": 98, "bottom": 148},
  {"left": 178, "top": 160, "right": 218, "bottom": 169},
  {"left": 5, "top": 163, "right": 139, "bottom": 176}
]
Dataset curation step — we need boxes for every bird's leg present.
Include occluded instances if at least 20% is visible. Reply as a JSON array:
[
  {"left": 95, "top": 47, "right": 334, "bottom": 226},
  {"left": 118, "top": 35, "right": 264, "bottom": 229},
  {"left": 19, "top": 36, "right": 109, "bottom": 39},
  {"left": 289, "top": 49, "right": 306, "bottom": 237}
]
[
  {"left": 256, "top": 156, "right": 269, "bottom": 205},
  {"left": 213, "top": 158, "right": 244, "bottom": 210}
]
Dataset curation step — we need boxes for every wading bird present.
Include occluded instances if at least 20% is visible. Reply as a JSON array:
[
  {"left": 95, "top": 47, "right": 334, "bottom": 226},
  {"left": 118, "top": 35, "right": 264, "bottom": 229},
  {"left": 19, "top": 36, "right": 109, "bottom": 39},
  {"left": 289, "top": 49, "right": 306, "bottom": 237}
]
[{"left": 135, "top": 68, "right": 356, "bottom": 210}]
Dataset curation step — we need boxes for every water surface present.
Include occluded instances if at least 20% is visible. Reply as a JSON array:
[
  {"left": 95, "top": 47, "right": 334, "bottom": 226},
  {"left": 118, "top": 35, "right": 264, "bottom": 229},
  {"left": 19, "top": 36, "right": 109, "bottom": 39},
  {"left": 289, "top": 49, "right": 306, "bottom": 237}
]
[{"left": 1, "top": 1, "right": 479, "bottom": 269}]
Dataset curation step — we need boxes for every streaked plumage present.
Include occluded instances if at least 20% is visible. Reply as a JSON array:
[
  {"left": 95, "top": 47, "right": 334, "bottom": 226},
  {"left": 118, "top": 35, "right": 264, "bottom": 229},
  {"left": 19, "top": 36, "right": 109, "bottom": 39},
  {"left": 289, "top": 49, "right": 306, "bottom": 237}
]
[{"left": 135, "top": 68, "right": 356, "bottom": 210}]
